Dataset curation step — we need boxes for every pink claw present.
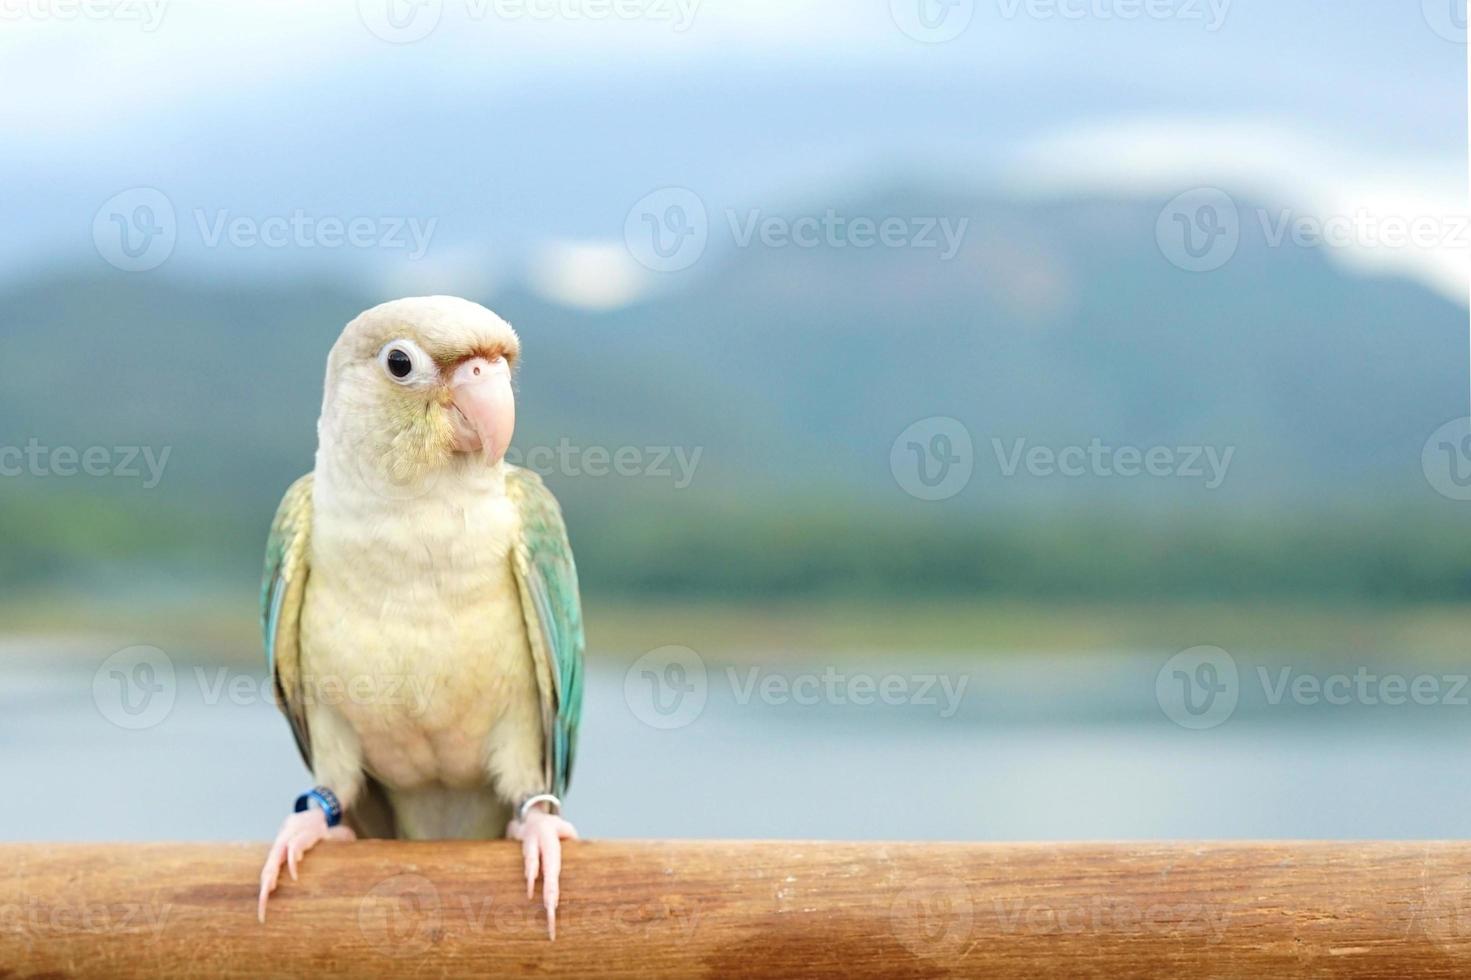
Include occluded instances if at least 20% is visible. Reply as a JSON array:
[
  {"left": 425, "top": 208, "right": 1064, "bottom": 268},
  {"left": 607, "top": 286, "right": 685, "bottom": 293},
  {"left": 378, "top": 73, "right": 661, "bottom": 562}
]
[
  {"left": 257, "top": 809, "right": 356, "bottom": 923},
  {"left": 507, "top": 810, "right": 578, "bottom": 940}
]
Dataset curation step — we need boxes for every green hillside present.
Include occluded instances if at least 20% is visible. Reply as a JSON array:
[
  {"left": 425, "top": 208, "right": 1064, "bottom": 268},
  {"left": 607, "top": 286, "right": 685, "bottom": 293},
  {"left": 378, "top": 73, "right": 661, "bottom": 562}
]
[{"left": 2, "top": 189, "right": 1466, "bottom": 603}]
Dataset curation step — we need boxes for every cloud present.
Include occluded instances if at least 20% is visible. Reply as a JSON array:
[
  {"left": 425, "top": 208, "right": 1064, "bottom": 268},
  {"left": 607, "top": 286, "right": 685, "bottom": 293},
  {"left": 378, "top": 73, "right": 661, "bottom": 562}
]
[
  {"left": 525, "top": 239, "right": 653, "bottom": 310},
  {"left": 1008, "top": 116, "right": 1468, "bottom": 305}
]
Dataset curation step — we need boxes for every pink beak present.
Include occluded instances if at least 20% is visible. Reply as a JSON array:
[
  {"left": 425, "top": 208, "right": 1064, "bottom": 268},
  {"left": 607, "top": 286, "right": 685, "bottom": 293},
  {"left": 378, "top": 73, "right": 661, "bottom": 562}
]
[{"left": 448, "top": 356, "right": 515, "bottom": 462}]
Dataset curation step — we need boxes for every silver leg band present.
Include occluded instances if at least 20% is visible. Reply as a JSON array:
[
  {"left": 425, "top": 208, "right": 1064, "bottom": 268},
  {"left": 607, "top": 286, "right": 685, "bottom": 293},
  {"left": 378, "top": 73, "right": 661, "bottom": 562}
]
[{"left": 517, "top": 793, "right": 563, "bottom": 822}]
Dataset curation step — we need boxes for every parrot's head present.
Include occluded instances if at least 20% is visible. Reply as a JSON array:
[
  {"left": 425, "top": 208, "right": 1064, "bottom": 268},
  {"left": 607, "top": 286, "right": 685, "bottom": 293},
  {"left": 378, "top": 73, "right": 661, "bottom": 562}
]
[{"left": 317, "top": 296, "right": 520, "bottom": 492}]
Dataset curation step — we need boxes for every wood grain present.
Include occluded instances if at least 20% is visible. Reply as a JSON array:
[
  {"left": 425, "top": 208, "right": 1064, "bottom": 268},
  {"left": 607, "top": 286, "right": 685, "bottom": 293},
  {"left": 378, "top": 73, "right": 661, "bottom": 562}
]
[{"left": 4, "top": 841, "right": 1471, "bottom": 978}]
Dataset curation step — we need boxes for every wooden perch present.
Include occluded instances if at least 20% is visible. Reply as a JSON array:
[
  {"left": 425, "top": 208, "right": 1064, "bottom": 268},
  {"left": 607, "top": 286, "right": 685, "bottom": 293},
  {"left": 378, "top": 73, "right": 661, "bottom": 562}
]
[{"left": 5, "top": 841, "right": 1471, "bottom": 977}]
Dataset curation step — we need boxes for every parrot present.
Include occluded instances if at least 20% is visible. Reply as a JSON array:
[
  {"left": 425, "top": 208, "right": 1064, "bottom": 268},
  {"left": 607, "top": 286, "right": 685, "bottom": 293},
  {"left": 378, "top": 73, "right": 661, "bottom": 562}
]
[{"left": 255, "top": 296, "right": 584, "bottom": 939}]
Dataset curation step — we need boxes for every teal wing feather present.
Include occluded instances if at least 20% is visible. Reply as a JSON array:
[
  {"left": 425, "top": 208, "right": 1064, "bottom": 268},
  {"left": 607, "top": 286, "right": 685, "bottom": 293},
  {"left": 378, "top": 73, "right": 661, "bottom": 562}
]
[
  {"left": 506, "top": 466, "right": 585, "bottom": 800},
  {"left": 261, "top": 473, "right": 315, "bottom": 770}
]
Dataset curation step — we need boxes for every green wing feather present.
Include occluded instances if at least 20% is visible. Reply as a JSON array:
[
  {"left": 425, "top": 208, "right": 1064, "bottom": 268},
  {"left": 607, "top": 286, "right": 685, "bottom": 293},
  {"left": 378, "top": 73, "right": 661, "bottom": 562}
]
[
  {"left": 506, "top": 466, "right": 585, "bottom": 800},
  {"left": 261, "top": 473, "right": 315, "bottom": 770}
]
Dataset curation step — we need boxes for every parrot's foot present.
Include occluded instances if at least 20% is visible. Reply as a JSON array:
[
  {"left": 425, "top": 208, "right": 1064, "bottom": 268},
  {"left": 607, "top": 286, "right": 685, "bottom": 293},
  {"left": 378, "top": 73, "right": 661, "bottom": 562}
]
[
  {"left": 257, "top": 809, "right": 356, "bottom": 923},
  {"left": 507, "top": 809, "right": 578, "bottom": 940}
]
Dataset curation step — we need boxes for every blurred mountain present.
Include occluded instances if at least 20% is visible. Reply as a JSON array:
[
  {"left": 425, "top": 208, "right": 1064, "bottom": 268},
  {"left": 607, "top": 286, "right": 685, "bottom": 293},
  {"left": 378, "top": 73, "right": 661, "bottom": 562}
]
[{"left": 3, "top": 186, "right": 1466, "bottom": 598}]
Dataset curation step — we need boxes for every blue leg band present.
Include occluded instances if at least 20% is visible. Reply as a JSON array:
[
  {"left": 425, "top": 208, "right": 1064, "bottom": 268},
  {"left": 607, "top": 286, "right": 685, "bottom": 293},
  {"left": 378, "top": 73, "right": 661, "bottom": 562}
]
[{"left": 294, "top": 786, "right": 343, "bottom": 828}]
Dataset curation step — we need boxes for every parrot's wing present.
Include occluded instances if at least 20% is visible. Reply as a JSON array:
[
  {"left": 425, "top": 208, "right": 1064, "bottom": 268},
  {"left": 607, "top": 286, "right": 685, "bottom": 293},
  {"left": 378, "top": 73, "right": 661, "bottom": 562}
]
[
  {"left": 261, "top": 473, "right": 315, "bottom": 770},
  {"left": 507, "top": 465, "right": 585, "bottom": 800}
]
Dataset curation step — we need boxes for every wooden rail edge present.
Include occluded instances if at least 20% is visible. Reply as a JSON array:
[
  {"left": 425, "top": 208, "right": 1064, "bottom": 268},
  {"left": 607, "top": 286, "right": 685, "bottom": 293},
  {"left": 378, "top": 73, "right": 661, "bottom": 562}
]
[{"left": 6, "top": 841, "right": 1471, "bottom": 978}]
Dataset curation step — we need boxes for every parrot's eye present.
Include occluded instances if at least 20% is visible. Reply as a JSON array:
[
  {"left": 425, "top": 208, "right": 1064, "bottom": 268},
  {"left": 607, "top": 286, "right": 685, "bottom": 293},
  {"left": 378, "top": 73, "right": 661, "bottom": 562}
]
[
  {"left": 386, "top": 349, "right": 413, "bottom": 379},
  {"left": 378, "top": 340, "right": 430, "bottom": 385}
]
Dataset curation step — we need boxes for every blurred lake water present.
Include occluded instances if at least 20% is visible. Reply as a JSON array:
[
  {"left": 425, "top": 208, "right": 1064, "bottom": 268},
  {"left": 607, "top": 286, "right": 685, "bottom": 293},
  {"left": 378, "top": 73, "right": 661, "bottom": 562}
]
[{"left": 5, "top": 639, "right": 1471, "bottom": 842}]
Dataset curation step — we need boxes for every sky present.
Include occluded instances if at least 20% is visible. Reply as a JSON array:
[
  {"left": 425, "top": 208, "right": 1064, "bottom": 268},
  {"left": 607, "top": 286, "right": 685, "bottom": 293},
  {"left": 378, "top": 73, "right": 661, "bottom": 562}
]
[{"left": 2, "top": 0, "right": 1466, "bottom": 306}]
